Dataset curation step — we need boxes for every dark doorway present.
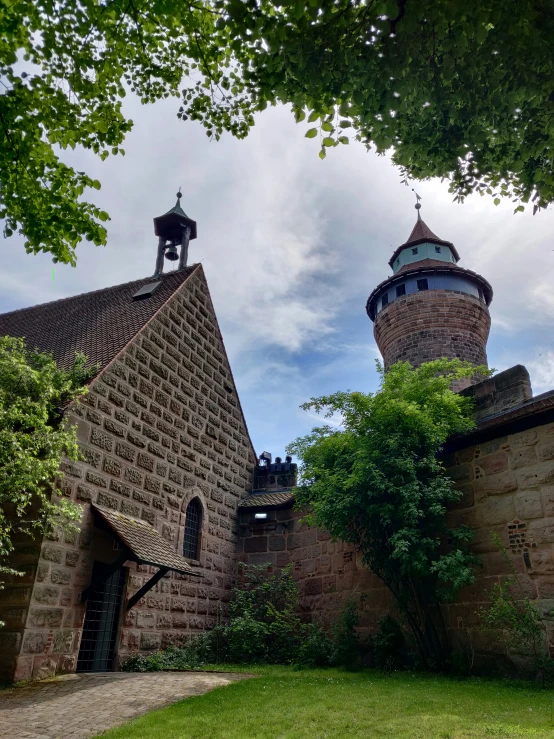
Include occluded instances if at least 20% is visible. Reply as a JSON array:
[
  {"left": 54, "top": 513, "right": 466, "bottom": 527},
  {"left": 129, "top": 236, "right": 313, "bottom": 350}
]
[{"left": 77, "top": 562, "right": 126, "bottom": 672}]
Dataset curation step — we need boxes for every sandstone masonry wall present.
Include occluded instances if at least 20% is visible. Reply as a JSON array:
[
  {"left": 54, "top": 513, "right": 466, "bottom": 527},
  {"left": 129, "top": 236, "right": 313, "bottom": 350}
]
[
  {"left": 238, "top": 419, "right": 554, "bottom": 665},
  {"left": 373, "top": 291, "right": 491, "bottom": 373},
  {"left": 4, "top": 267, "right": 256, "bottom": 683}
]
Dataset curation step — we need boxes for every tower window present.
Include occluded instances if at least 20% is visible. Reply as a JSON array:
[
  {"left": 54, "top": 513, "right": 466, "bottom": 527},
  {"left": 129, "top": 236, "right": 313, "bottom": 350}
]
[
  {"left": 435, "top": 246, "right": 441, "bottom": 254},
  {"left": 396, "top": 259, "right": 400, "bottom": 266},
  {"left": 183, "top": 498, "right": 202, "bottom": 560},
  {"left": 381, "top": 292, "right": 389, "bottom": 308},
  {"left": 412, "top": 247, "right": 418, "bottom": 255},
  {"left": 396, "top": 284, "right": 406, "bottom": 297},
  {"left": 417, "top": 279, "right": 429, "bottom": 291}
]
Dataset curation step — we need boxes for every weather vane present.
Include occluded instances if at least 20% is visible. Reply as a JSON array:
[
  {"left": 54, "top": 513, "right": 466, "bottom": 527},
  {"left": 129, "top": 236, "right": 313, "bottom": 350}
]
[{"left": 412, "top": 188, "right": 422, "bottom": 218}]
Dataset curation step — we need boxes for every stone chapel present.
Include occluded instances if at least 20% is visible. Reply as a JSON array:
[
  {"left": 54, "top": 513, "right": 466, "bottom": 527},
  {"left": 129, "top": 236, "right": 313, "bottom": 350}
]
[{"left": 1, "top": 196, "right": 553, "bottom": 683}]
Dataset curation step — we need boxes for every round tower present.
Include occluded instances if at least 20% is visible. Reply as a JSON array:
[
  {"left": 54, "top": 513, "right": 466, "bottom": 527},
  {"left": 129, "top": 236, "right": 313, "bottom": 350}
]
[{"left": 366, "top": 205, "right": 493, "bottom": 387}]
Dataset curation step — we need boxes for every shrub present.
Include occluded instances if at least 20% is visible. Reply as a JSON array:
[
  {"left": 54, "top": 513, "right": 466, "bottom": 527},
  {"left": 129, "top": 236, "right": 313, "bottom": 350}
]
[
  {"left": 331, "top": 601, "right": 360, "bottom": 668},
  {"left": 479, "top": 535, "right": 553, "bottom": 685},
  {"left": 296, "top": 623, "right": 334, "bottom": 668},
  {"left": 373, "top": 616, "right": 405, "bottom": 672}
]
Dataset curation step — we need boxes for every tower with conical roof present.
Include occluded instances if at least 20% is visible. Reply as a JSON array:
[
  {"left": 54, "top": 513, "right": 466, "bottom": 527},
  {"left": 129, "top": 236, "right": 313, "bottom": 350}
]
[{"left": 366, "top": 203, "right": 493, "bottom": 388}]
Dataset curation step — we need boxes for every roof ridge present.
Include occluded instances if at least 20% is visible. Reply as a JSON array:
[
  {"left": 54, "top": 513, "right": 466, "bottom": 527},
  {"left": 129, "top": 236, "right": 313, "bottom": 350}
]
[{"left": 0, "top": 266, "right": 198, "bottom": 319}]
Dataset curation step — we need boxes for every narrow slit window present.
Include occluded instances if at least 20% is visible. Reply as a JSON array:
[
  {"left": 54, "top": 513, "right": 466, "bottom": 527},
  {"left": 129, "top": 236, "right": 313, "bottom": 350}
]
[
  {"left": 412, "top": 247, "right": 418, "bottom": 255},
  {"left": 435, "top": 246, "right": 441, "bottom": 254},
  {"left": 183, "top": 498, "right": 202, "bottom": 560},
  {"left": 417, "top": 278, "right": 429, "bottom": 291},
  {"left": 396, "top": 284, "right": 406, "bottom": 297},
  {"left": 381, "top": 292, "right": 389, "bottom": 308}
]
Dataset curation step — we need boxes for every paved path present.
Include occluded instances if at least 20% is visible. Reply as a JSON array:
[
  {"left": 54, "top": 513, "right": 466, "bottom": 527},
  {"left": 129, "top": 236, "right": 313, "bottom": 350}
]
[{"left": 0, "top": 671, "right": 252, "bottom": 739}]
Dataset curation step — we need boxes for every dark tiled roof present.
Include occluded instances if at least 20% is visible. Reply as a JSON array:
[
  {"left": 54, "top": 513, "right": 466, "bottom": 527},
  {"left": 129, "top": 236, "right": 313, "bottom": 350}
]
[
  {"left": 0, "top": 267, "right": 198, "bottom": 374},
  {"left": 92, "top": 504, "right": 200, "bottom": 576},
  {"left": 238, "top": 491, "right": 295, "bottom": 509},
  {"left": 388, "top": 217, "right": 459, "bottom": 268}
]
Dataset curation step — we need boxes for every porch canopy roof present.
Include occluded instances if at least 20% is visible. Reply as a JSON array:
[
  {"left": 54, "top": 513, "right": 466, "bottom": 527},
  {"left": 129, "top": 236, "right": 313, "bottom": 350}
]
[{"left": 92, "top": 504, "right": 200, "bottom": 577}]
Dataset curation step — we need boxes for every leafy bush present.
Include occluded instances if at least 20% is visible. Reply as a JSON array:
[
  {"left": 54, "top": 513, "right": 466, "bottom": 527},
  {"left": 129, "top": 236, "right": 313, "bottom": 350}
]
[
  {"left": 296, "top": 623, "right": 334, "bottom": 668},
  {"left": 479, "top": 536, "right": 553, "bottom": 685},
  {"left": 373, "top": 616, "right": 406, "bottom": 672},
  {"left": 331, "top": 601, "right": 360, "bottom": 668},
  {"left": 123, "top": 565, "right": 364, "bottom": 671}
]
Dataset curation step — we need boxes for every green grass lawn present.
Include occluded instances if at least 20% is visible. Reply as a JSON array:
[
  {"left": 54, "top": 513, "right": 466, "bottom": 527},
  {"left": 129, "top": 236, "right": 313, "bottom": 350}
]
[{"left": 96, "top": 666, "right": 554, "bottom": 739}]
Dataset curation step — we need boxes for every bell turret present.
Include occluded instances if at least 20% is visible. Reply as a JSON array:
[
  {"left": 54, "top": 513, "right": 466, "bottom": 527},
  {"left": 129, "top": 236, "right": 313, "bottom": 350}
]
[{"left": 152, "top": 191, "right": 197, "bottom": 277}]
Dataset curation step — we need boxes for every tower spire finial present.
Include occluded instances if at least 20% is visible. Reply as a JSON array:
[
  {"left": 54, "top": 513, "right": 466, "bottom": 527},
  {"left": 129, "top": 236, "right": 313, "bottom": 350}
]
[
  {"left": 412, "top": 188, "right": 422, "bottom": 220},
  {"left": 176, "top": 187, "right": 182, "bottom": 207}
]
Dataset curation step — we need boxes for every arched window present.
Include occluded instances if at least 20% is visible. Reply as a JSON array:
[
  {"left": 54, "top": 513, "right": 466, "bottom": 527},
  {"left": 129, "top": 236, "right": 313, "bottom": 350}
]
[{"left": 183, "top": 498, "right": 202, "bottom": 560}]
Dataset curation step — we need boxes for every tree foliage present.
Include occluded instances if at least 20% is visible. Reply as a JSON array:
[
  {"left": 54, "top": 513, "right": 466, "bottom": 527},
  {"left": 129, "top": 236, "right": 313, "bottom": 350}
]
[
  {"left": 2, "top": 1, "right": 554, "bottom": 263},
  {"left": 0, "top": 337, "right": 92, "bottom": 580},
  {"left": 288, "top": 359, "right": 490, "bottom": 668}
]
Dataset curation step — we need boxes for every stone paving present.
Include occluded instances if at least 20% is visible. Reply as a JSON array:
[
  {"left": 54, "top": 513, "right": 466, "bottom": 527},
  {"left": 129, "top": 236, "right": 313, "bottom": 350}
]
[{"left": 0, "top": 671, "right": 252, "bottom": 739}]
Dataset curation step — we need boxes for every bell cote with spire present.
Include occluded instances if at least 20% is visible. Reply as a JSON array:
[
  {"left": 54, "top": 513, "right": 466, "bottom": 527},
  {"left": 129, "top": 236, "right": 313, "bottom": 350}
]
[
  {"left": 388, "top": 214, "right": 460, "bottom": 275},
  {"left": 152, "top": 191, "right": 197, "bottom": 278}
]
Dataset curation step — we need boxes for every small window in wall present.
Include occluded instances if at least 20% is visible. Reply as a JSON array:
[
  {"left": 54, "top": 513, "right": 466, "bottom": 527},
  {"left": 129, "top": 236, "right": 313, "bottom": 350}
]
[
  {"left": 396, "top": 258, "right": 400, "bottom": 266},
  {"left": 417, "top": 278, "right": 429, "bottom": 291},
  {"left": 396, "top": 284, "right": 406, "bottom": 297},
  {"left": 381, "top": 292, "right": 389, "bottom": 308},
  {"left": 183, "top": 498, "right": 202, "bottom": 560},
  {"left": 435, "top": 246, "right": 441, "bottom": 254},
  {"left": 412, "top": 247, "right": 418, "bottom": 255}
]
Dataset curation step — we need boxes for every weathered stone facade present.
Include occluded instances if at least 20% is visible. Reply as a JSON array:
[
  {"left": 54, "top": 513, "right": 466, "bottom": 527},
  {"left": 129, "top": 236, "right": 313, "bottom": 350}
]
[
  {"left": 0, "top": 265, "right": 256, "bottom": 683},
  {"left": 238, "top": 368, "right": 554, "bottom": 665}
]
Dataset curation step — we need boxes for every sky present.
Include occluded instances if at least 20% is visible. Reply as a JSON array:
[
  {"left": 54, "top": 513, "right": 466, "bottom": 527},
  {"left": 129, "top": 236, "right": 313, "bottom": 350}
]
[{"left": 2, "top": 95, "right": 554, "bottom": 459}]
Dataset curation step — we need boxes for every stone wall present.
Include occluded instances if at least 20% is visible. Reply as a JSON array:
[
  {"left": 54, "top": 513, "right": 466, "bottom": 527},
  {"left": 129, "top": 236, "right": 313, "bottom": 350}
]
[
  {"left": 373, "top": 290, "right": 491, "bottom": 381},
  {"left": 238, "top": 416, "right": 554, "bottom": 665},
  {"left": 4, "top": 266, "right": 256, "bottom": 683}
]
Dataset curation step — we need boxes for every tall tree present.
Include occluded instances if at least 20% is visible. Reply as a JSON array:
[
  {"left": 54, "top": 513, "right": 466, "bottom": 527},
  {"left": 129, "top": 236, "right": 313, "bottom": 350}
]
[
  {"left": 288, "top": 359, "right": 489, "bottom": 669},
  {"left": 2, "top": 0, "right": 553, "bottom": 263},
  {"left": 0, "top": 337, "right": 91, "bottom": 582}
]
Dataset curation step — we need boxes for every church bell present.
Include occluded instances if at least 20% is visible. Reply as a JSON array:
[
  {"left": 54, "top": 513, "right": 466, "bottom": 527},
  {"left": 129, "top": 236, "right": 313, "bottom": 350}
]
[{"left": 165, "top": 243, "right": 179, "bottom": 261}]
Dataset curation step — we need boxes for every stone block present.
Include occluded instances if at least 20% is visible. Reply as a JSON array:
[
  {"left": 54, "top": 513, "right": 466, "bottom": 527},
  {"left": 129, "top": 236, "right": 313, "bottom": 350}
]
[
  {"left": 33, "top": 585, "right": 59, "bottom": 605},
  {"left": 22, "top": 632, "right": 47, "bottom": 653},
  {"left": 244, "top": 536, "right": 267, "bottom": 553},
  {"left": 52, "top": 629, "right": 74, "bottom": 653},
  {"left": 90, "top": 428, "right": 113, "bottom": 452},
  {"left": 514, "top": 491, "right": 543, "bottom": 520},
  {"left": 51, "top": 568, "right": 72, "bottom": 585},
  {"left": 479, "top": 471, "right": 518, "bottom": 496},
  {"left": 135, "top": 611, "right": 156, "bottom": 629},
  {"left": 481, "top": 496, "right": 515, "bottom": 526},
  {"left": 517, "top": 462, "right": 554, "bottom": 490},
  {"left": 268, "top": 536, "right": 286, "bottom": 551},
  {"left": 511, "top": 446, "right": 538, "bottom": 470},
  {"left": 536, "top": 442, "right": 554, "bottom": 462},
  {"left": 478, "top": 452, "right": 509, "bottom": 476},
  {"left": 59, "top": 655, "right": 77, "bottom": 673},
  {"left": 42, "top": 545, "right": 64, "bottom": 563},
  {"left": 28, "top": 607, "right": 64, "bottom": 628},
  {"left": 103, "top": 456, "right": 122, "bottom": 477},
  {"left": 531, "top": 549, "right": 554, "bottom": 575},
  {"left": 536, "top": 578, "right": 554, "bottom": 599},
  {"left": 97, "top": 492, "right": 119, "bottom": 510},
  {"left": 528, "top": 518, "right": 554, "bottom": 544},
  {"left": 140, "top": 632, "right": 162, "bottom": 650},
  {"left": 541, "top": 488, "right": 554, "bottom": 517},
  {"left": 85, "top": 470, "right": 108, "bottom": 488},
  {"left": 32, "top": 656, "right": 58, "bottom": 681}
]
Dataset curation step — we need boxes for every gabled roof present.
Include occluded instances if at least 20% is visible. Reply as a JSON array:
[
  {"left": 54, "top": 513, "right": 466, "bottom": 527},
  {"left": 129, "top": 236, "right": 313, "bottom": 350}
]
[
  {"left": 0, "top": 267, "right": 198, "bottom": 375},
  {"left": 388, "top": 217, "right": 459, "bottom": 268},
  {"left": 92, "top": 504, "right": 200, "bottom": 576}
]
